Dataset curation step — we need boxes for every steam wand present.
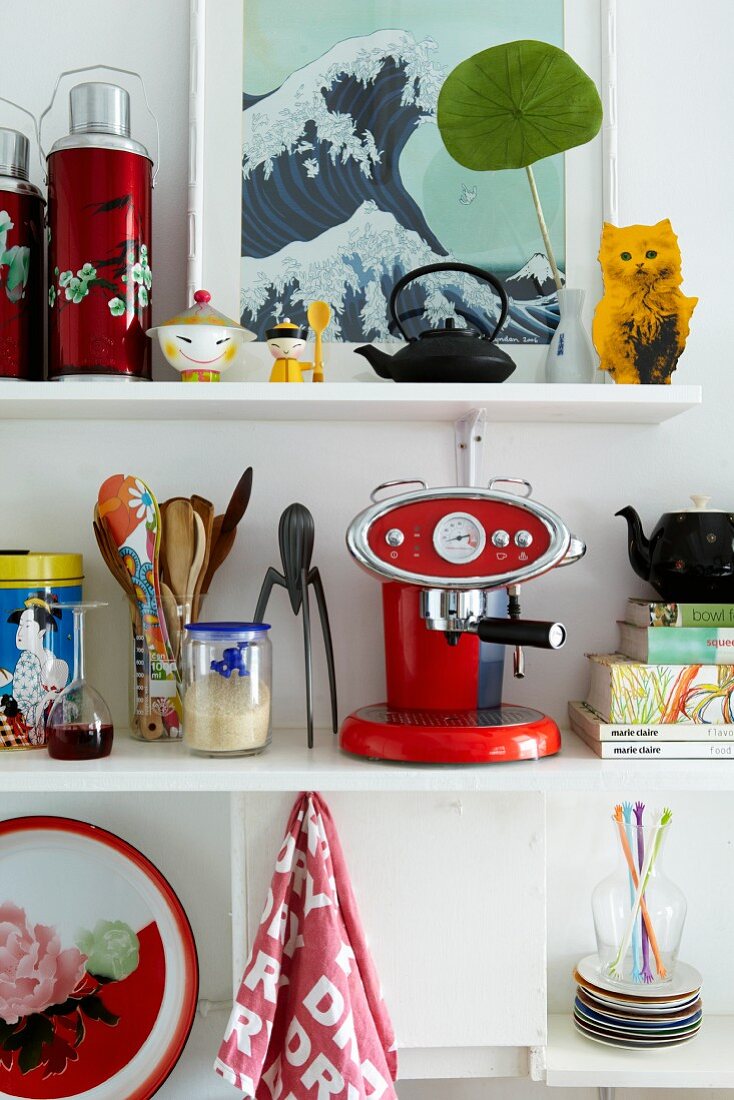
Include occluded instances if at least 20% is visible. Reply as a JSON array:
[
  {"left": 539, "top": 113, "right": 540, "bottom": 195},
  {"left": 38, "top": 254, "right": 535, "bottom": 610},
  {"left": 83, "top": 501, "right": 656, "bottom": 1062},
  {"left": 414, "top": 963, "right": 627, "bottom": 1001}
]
[
  {"left": 509, "top": 584, "right": 524, "bottom": 679},
  {"left": 467, "top": 581, "right": 566, "bottom": 674}
]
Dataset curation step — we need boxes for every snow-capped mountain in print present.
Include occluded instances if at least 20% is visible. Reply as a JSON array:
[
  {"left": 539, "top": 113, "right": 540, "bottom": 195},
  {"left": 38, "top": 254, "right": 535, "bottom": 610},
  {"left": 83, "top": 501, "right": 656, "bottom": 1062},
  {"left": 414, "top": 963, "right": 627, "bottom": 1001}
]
[
  {"left": 241, "top": 30, "right": 561, "bottom": 345},
  {"left": 506, "top": 253, "right": 564, "bottom": 301}
]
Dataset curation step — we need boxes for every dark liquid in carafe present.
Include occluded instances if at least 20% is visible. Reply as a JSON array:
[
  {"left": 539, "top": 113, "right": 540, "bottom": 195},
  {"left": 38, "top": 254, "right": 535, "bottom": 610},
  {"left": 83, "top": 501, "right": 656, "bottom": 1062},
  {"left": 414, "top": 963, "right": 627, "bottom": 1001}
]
[{"left": 47, "top": 723, "right": 114, "bottom": 760}]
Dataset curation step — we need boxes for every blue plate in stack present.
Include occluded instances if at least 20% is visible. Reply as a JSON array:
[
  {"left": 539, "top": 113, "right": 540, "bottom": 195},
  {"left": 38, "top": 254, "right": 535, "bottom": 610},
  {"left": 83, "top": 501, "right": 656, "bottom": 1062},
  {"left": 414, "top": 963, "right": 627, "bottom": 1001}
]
[{"left": 572, "top": 954, "right": 703, "bottom": 1049}]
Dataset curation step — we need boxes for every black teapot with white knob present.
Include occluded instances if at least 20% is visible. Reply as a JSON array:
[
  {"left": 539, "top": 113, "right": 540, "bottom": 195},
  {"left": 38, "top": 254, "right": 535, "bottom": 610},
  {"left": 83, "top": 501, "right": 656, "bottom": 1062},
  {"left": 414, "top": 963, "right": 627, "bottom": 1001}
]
[{"left": 617, "top": 495, "right": 734, "bottom": 601}]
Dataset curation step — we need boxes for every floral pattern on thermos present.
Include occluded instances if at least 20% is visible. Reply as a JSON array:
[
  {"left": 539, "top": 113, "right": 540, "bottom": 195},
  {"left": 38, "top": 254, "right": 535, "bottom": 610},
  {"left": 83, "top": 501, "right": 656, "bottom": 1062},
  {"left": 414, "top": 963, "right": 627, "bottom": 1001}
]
[{"left": 47, "top": 146, "right": 152, "bottom": 379}]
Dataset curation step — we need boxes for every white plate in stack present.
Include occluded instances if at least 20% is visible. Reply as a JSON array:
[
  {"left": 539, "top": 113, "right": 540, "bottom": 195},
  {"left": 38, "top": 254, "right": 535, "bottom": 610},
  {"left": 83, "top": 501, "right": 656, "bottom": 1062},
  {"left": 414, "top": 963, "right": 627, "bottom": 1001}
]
[{"left": 572, "top": 954, "right": 702, "bottom": 1049}]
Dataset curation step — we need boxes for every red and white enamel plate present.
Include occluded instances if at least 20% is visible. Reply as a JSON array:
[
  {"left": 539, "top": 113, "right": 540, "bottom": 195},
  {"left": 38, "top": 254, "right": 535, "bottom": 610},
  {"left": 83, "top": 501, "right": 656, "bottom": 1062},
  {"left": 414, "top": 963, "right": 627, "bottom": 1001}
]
[{"left": 0, "top": 816, "right": 198, "bottom": 1099}]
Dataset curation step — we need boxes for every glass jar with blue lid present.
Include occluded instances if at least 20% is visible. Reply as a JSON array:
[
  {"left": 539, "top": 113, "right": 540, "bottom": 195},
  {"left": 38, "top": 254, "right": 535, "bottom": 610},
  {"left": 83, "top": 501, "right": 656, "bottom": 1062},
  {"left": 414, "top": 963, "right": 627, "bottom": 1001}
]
[{"left": 183, "top": 622, "right": 271, "bottom": 756}]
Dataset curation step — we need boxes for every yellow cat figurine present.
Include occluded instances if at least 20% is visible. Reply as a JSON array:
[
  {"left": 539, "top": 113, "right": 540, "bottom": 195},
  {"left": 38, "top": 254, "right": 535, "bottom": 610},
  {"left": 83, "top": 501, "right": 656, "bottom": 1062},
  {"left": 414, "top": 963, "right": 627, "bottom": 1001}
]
[{"left": 593, "top": 219, "right": 697, "bottom": 384}]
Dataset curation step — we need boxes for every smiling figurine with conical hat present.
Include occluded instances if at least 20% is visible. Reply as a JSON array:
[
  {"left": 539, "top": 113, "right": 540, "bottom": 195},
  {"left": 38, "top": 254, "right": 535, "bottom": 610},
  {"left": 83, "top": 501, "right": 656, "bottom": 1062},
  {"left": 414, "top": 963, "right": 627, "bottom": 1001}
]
[{"left": 147, "top": 289, "right": 256, "bottom": 382}]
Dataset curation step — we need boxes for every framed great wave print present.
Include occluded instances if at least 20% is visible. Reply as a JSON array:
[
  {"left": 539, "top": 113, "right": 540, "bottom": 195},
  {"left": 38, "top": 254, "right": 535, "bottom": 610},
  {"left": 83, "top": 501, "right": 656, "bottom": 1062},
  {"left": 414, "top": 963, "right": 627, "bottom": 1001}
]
[{"left": 190, "top": 0, "right": 617, "bottom": 382}]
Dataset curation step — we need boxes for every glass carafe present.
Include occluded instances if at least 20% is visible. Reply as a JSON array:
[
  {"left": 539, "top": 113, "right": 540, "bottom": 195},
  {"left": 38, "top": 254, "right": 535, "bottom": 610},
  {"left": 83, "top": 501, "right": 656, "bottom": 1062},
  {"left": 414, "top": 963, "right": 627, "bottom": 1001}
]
[
  {"left": 46, "top": 603, "right": 113, "bottom": 760},
  {"left": 592, "top": 810, "right": 686, "bottom": 988}
]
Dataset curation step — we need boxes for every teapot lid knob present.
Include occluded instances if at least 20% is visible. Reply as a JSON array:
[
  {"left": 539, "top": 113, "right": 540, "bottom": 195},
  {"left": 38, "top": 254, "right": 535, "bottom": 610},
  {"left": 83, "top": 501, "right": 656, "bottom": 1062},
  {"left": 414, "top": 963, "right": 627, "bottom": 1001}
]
[{"left": 690, "top": 494, "right": 712, "bottom": 510}]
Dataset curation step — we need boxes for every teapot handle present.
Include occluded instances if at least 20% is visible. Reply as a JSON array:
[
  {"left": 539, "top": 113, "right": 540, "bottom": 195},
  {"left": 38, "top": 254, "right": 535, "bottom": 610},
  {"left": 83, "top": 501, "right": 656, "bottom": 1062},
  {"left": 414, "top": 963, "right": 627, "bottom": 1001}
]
[{"left": 389, "top": 262, "right": 509, "bottom": 343}]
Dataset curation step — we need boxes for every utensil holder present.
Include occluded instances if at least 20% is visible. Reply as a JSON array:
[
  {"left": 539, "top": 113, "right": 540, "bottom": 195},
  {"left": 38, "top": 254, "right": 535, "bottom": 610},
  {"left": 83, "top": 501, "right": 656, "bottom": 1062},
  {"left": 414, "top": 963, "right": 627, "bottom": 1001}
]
[{"left": 128, "top": 610, "right": 182, "bottom": 742}]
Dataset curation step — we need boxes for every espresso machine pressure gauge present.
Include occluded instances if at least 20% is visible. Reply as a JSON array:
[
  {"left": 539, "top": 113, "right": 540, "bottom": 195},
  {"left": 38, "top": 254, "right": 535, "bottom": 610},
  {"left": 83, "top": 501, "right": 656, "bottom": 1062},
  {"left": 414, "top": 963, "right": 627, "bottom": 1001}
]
[{"left": 433, "top": 513, "right": 486, "bottom": 563}]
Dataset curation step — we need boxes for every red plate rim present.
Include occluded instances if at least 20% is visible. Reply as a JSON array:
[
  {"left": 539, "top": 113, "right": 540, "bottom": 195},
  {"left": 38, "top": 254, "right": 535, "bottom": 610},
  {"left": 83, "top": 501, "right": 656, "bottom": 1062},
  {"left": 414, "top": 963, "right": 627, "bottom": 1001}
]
[{"left": 0, "top": 814, "right": 199, "bottom": 1100}]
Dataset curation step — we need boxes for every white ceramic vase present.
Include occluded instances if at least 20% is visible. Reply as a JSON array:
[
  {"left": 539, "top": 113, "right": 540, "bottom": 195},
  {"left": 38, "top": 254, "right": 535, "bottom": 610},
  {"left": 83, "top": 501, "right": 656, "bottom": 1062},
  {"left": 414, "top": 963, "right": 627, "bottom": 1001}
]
[{"left": 545, "top": 287, "right": 596, "bottom": 383}]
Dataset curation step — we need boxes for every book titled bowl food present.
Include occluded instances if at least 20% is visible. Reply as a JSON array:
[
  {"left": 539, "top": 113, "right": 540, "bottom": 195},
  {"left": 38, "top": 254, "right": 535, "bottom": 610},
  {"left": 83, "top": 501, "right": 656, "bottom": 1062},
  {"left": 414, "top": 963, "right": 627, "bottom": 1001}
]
[{"left": 627, "top": 598, "right": 734, "bottom": 629}]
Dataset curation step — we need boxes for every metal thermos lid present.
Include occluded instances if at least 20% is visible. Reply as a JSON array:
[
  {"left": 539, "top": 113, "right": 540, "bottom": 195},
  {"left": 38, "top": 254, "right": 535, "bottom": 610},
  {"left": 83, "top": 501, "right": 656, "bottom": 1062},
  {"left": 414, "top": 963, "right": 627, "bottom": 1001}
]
[
  {"left": 0, "top": 128, "right": 29, "bottom": 180},
  {"left": 69, "top": 82, "right": 130, "bottom": 138}
]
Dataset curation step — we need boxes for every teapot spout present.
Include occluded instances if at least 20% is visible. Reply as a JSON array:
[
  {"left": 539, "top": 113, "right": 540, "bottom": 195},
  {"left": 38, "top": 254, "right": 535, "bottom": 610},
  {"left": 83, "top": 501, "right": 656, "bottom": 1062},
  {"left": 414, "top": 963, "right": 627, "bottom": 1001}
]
[
  {"left": 354, "top": 345, "right": 394, "bottom": 380},
  {"left": 615, "top": 505, "right": 652, "bottom": 581}
]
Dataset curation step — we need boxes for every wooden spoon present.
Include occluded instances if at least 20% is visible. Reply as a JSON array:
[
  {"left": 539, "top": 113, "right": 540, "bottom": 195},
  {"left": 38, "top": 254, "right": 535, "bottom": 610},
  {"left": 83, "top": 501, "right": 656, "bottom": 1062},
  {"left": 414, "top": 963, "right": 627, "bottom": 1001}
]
[
  {"left": 199, "top": 514, "right": 226, "bottom": 597},
  {"left": 160, "top": 498, "right": 195, "bottom": 605},
  {"left": 93, "top": 508, "right": 139, "bottom": 612},
  {"left": 160, "top": 582, "right": 181, "bottom": 664},
  {"left": 307, "top": 300, "right": 331, "bottom": 382},
  {"left": 190, "top": 496, "right": 214, "bottom": 620},
  {"left": 185, "top": 511, "right": 206, "bottom": 625}
]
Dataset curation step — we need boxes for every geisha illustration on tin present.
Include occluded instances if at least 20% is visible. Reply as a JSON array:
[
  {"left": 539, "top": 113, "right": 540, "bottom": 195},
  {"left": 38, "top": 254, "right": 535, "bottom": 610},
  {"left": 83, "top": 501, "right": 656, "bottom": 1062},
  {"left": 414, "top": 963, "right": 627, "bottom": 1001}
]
[{"left": 0, "top": 595, "right": 70, "bottom": 744}]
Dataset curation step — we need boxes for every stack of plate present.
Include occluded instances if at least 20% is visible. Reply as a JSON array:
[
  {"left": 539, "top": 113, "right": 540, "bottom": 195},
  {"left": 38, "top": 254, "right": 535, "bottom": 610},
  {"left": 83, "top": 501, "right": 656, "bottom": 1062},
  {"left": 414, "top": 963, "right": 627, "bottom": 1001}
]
[{"left": 573, "top": 954, "right": 703, "bottom": 1049}]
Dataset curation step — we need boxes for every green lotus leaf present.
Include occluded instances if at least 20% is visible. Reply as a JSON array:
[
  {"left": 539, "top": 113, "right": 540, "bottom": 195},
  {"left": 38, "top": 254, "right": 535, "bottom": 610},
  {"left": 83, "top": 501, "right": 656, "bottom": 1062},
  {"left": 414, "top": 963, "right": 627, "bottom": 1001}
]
[{"left": 437, "top": 39, "right": 603, "bottom": 171}]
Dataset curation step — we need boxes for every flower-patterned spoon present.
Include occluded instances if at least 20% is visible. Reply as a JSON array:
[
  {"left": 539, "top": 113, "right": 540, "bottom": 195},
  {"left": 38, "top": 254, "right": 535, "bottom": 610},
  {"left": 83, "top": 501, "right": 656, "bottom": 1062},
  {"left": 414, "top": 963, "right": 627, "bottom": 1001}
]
[{"left": 97, "top": 474, "right": 183, "bottom": 732}]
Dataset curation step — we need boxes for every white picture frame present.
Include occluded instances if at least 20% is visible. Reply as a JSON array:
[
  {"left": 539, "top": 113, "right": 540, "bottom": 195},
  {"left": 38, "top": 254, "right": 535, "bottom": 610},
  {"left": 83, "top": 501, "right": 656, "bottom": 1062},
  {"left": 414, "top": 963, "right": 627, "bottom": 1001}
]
[{"left": 188, "top": 0, "right": 618, "bottom": 383}]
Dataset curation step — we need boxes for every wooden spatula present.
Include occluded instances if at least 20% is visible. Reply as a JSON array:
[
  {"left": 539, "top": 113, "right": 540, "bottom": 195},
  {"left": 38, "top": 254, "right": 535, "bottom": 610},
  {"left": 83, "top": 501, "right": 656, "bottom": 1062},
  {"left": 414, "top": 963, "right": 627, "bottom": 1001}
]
[
  {"left": 199, "top": 468, "right": 254, "bottom": 595},
  {"left": 190, "top": 495, "right": 214, "bottom": 620},
  {"left": 160, "top": 498, "right": 195, "bottom": 605}
]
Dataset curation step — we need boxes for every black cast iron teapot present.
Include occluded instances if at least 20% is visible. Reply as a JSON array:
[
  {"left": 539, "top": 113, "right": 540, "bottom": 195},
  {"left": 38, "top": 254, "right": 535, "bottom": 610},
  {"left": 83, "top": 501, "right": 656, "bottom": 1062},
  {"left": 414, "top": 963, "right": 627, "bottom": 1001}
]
[
  {"left": 355, "top": 262, "right": 516, "bottom": 383},
  {"left": 617, "top": 495, "right": 734, "bottom": 601}
]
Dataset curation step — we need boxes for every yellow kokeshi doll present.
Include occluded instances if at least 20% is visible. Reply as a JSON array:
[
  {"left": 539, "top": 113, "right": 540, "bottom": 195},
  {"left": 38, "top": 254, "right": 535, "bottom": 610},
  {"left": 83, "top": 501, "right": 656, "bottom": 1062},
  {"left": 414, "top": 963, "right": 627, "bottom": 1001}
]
[{"left": 266, "top": 319, "right": 312, "bottom": 383}]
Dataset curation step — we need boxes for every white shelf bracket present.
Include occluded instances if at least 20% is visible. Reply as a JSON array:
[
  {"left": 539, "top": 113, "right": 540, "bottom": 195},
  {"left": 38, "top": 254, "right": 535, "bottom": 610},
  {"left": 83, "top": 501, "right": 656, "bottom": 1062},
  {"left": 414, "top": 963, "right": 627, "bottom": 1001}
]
[
  {"left": 455, "top": 408, "right": 486, "bottom": 487},
  {"left": 528, "top": 1045, "right": 547, "bottom": 1083}
]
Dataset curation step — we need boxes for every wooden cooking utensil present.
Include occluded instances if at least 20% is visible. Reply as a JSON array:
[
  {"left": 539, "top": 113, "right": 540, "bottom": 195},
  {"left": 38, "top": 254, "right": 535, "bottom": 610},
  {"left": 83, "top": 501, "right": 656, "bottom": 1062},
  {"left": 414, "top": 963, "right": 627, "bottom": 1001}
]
[
  {"left": 307, "top": 300, "right": 331, "bottom": 382},
  {"left": 199, "top": 514, "right": 225, "bottom": 597},
  {"left": 191, "top": 495, "right": 214, "bottom": 620},
  {"left": 160, "top": 498, "right": 195, "bottom": 604},
  {"left": 185, "top": 511, "right": 206, "bottom": 624},
  {"left": 136, "top": 713, "right": 166, "bottom": 741},
  {"left": 199, "top": 467, "right": 254, "bottom": 596},
  {"left": 160, "top": 582, "right": 180, "bottom": 663},
  {"left": 222, "top": 467, "right": 253, "bottom": 536},
  {"left": 93, "top": 508, "right": 143, "bottom": 627}
]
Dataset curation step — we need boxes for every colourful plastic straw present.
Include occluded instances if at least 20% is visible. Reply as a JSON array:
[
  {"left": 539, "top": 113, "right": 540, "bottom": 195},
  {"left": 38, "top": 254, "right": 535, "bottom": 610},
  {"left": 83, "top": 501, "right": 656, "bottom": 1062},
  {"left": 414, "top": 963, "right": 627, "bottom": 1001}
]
[
  {"left": 611, "top": 805, "right": 667, "bottom": 979},
  {"left": 622, "top": 802, "right": 642, "bottom": 982},
  {"left": 634, "top": 801, "right": 654, "bottom": 983}
]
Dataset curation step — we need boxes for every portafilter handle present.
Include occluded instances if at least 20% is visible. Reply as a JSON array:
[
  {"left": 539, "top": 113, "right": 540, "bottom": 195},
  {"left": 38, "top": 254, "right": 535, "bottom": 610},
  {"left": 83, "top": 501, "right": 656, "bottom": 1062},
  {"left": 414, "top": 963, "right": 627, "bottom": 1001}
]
[{"left": 472, "top": 617, "right": 567, "bottom": 650}]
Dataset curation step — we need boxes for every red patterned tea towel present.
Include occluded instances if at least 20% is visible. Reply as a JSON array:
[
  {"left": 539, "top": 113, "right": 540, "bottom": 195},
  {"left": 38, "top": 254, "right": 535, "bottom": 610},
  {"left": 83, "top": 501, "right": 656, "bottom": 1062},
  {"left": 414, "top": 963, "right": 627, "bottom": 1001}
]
[{"left": 215, "top": 792, "right": 397, "bottom": 1098}]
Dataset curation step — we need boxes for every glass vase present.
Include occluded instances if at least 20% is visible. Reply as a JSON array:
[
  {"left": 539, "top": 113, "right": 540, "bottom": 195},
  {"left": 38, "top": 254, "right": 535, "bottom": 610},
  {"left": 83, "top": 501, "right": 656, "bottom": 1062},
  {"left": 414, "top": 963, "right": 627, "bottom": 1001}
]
[
  {"left": 591, "top": 813, "right": 686, "bottom": 988},
  {"left": 545, "top": 288, "right": 596, "bottom": 383}
]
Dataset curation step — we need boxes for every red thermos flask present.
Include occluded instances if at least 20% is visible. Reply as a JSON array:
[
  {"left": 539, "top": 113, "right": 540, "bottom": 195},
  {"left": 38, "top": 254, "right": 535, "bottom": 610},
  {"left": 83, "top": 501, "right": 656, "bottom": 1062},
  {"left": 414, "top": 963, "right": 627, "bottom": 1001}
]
[
  {"left": 0, "top": 128, "right": 44, "bottom": 380},
  {"left": 47, "top": 82, "right": 152, "bottom": 380}
]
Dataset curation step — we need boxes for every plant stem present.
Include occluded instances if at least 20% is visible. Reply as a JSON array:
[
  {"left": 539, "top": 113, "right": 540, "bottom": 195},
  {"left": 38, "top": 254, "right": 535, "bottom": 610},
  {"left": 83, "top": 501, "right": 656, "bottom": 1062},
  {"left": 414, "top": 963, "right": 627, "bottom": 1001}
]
[{"left": 525, "top": 164, "right": 563, "bottom": 292}]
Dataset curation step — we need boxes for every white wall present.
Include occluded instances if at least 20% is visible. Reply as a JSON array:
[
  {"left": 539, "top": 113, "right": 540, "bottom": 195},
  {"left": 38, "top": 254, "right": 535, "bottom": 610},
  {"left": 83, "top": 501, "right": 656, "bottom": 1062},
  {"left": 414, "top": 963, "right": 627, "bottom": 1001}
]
[{"left": 5, "top": 2, "right": 734, "bottom": 1098}]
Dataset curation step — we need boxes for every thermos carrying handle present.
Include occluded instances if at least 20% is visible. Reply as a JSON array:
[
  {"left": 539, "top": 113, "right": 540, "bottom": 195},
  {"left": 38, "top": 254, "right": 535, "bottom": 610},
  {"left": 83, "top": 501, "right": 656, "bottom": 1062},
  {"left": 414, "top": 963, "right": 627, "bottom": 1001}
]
[
  {"left": 487, "top": 477, "right": 533, "bottom": 498},
  {"left": 38, "top": 65, "right": 160, "bottom": 185},
  {"left": 0, "top": 97, "right": 41, "bottom": 155},
  {"left": 389, "top": 262, "right": 510, "bottom": 343}
]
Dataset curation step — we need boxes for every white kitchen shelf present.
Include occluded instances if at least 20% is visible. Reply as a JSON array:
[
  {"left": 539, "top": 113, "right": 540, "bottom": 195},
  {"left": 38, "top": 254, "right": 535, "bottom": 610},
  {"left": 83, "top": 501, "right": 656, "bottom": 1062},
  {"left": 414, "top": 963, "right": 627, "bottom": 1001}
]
[
  {"left": 4, "top": 727, "right": 734, "bottom": 793},
  {"left": 546, "top": 1014, "right": 734, "bottom": 1089},
  {"left": 0, "top": 381, "right": 701, "bottom": 423}
]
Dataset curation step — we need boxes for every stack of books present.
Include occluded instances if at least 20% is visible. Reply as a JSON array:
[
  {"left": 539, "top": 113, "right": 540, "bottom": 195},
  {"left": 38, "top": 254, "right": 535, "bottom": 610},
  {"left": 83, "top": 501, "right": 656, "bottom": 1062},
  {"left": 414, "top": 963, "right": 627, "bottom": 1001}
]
[{"left": 570, "top": 598, "right": 734, "bottom": 759}]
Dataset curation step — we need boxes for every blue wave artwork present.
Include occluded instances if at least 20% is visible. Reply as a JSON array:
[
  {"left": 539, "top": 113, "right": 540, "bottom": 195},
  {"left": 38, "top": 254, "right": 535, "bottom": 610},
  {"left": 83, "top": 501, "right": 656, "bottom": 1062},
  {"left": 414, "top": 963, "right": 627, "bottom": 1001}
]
[{"left": 241, "top": 1, "right": 565, "bottom": 344}]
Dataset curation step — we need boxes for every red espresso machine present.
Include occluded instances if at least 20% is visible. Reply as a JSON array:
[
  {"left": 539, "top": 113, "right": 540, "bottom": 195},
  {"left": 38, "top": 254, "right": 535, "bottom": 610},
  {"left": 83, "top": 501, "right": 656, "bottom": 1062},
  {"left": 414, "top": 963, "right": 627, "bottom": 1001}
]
[{"left": 339, "top": 478, "right": 585, "bottom": 763}]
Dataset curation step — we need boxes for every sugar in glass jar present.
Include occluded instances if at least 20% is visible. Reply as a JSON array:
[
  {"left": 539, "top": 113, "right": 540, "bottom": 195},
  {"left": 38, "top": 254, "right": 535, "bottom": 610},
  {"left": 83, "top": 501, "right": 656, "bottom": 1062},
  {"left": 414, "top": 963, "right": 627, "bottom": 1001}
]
[{"left": 183, "top": 623, "right": 272, "bottom": 756}]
